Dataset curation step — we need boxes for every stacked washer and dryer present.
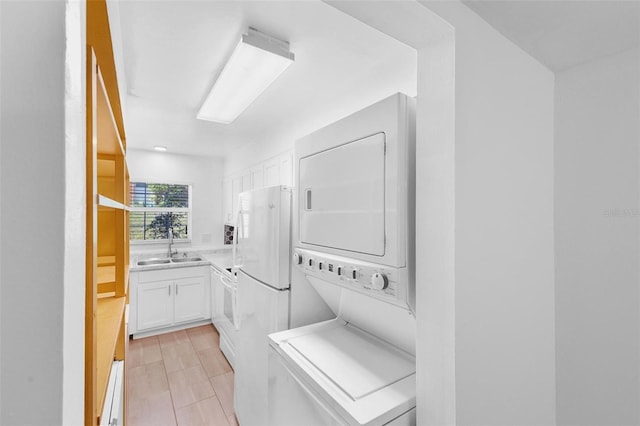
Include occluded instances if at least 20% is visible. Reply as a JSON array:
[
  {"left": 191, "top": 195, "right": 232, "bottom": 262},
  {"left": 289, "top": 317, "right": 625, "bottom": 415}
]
[{"left": 267, "top": 93, "right": 417, "bottom": 425}]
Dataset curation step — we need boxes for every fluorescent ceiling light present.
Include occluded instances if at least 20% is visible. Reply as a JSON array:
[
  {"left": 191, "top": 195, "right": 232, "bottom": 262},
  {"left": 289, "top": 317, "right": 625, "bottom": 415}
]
[
  {"left": 197, "top": 28, "right": 295, "bottom": 124},
  {"left": 154, "top": 145, "right": 168, "bottom": 152}
]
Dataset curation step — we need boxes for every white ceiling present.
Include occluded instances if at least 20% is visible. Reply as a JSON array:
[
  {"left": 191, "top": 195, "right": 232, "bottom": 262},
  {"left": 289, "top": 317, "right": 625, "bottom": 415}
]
[
  {"left": 117, "top": 0, "right": 417, "bottom": 157},
  {"left": 117, "top": 0, "right": 639, "bottom": 158},
  {"left": 462, "top": 0, "right": 640, "bottom": 72}
]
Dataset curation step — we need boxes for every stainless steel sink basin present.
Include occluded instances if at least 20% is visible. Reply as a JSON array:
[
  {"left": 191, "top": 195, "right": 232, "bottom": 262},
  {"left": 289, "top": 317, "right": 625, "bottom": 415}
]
[
  {"left": 171, "top": 257, "right": 203, "bottom": 263},
  {"left": 137, "top": 258, "right": 171, "bottom": 266}
]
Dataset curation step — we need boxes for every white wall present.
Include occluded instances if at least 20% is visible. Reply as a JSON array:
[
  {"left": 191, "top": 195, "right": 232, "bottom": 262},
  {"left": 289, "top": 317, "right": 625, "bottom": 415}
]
[
  {"left": 127, "top": 149, "right": 225, "bottom": 248},
  {"left": 62, "top": 1, "right": 86, "bottom": 425},
  {"left": 555, "top": 47, "right": 640, "bottom": 425},
  {"left": 420, "top": 2, "right": 557, "bottom": 425},
  {"left": 0, "top": 1, "right": 85, "bottom": 424},
  {"left": 324, "top": 2, "right": 557, "bottom": 424}
]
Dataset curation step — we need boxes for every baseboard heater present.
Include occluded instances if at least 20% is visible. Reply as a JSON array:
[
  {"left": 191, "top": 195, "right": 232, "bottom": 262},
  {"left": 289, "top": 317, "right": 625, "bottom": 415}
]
[{"left": 101, "top": 360, "right": 124, "bottom": 426}]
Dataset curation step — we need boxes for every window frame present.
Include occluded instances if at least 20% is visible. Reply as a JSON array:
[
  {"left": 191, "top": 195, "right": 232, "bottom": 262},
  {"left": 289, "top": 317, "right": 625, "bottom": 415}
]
[{"left": 129, "top": 180, "right": 193, "bottom": 245}]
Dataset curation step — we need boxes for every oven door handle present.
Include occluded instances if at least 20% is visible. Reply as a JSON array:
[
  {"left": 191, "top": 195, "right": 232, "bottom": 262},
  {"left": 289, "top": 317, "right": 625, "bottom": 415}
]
[
  {"left": 219, "top": 274, "right": 240, "bottom": 330},
  {"left": 211, "top": 267, "right": 222, "bottom": 279},
  {"left": 219, "top": 274, "right": 235, "bottom": 290}
]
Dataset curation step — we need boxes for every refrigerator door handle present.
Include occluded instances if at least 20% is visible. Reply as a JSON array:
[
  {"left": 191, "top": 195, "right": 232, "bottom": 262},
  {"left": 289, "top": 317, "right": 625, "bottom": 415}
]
[{"left": 232, "top": 206, "right": 245, "bottom": 268}]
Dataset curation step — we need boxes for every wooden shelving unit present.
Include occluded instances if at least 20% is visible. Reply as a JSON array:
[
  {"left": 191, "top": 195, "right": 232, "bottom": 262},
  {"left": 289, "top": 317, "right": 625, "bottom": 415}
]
[
  {"left": 96, "top": 297, "right": 127, "bottom": 414},
  {"left": 86, "top": 1, "right": 129, "bottom": 424}
]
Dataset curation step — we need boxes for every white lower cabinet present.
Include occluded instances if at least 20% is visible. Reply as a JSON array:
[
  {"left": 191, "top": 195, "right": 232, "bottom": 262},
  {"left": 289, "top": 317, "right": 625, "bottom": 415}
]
[
  {"left": 174, "top": 276, "right": 207, "bottom": 323},
  {"left": 130, "top": 265, "right": 211, "bottom": 336},
  {"left": 137, "top": 279, "right": 174, "bottom": 331}
]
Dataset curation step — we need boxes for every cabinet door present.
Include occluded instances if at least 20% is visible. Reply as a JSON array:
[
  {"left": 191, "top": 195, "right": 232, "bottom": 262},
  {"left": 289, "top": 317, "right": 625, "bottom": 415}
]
[
  {"left": 279, "top": 152, "right": 293, "bottom": 186},
  {"left": 231, "top": 176, "right": 243, "bottom": 225},
  {"left": 174, "top": 276, "right": 207, "bottom": 324},
  {"left": 222, "top": 178, "right": 233, "bottom": 224},
  {"left": 251, "top": 166, "right": 264, "bottom": 190},
  {"left": 137, "top": 280, "right": 173, "bottom": 331},
  {"left": 241, "top": 172, "right": 252, "bottom": 192},
  {"left": 264, "top": 157, "right": 280, "bottom": 187}
]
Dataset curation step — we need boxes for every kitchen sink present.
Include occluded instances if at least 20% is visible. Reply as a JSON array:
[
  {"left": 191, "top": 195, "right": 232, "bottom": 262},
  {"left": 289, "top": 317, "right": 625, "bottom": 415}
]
[
  {"left": 171, "top": 256, "right": 204, "bottom": 263},
  {"left": 137, "top": 258, "right": 171, "bottom": 266}
]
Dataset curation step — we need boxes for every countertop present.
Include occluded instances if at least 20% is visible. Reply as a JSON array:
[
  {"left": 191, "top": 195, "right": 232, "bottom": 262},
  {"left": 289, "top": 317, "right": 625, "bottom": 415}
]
[{"left": 129, "top": 247, "right": 234, "bottom": 272}]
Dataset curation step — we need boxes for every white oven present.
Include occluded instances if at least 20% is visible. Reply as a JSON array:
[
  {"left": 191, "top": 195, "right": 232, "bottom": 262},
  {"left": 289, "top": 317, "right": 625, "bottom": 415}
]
[
  {"left": 210, "top": 264, "right": 238, "bottom": 367},
  {"left": 296, "top": 93, "right": 415, "bottom": 271}
]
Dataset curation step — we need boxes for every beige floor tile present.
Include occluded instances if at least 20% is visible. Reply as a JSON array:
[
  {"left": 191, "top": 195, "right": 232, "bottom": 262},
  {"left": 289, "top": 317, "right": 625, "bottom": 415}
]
[
  {"left": 175, "top": 396, "right": 230, "bottom": 426},
  {"left": 162, "top": 342, "right": 202, "bottom": 373},
  {"left": 127, "top": 389, "right": 177, "bottom": 426},
  {"left": 210, "top": 371, "right": 235, "bottom": 417},
  {"left": 227, "top": 414, "right": 238, "bottom": 426},
  {"left": 158, "top": 329, "right": 191, "bottom": 348},
  {"left": 128, "top": 336, "right": 162, "bottom": 369},
  {"left": 186, "top": 324, "right": 218, "bottom": 336},
  {"left": 128, "top": 361, "right": 169, "bottom": 400},
  {"left": 198, "top": 347, "right": 232, "bottom": 378},
  {"left": 167, "top": 365, "right": 216, "bottom": 409},
  {"left": 128, "top": 325, "right": 235, "bottom": 426},
  {"left": 188, "top": 327, "right": 219, "bottom": 352}
]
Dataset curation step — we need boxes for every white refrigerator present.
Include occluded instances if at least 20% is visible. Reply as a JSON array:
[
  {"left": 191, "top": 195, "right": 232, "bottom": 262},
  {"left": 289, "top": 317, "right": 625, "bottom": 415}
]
[{"left": 233, "top": 185, "right": 293, "bottom": 426}]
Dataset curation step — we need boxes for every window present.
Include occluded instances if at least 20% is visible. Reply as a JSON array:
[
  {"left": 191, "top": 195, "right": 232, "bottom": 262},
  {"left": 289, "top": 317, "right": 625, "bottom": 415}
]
[{"left": 129, "top": 182, "right": 192, "bottom": 242}]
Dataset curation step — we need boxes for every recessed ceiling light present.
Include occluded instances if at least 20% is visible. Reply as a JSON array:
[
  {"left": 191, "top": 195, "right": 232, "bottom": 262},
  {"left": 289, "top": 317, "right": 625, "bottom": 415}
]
[
  {"left": 197, "top": 27, "right": 295, "bottom": 124},
  {"left": 154, "top": 145, "right": 168, "bottom": 152}
]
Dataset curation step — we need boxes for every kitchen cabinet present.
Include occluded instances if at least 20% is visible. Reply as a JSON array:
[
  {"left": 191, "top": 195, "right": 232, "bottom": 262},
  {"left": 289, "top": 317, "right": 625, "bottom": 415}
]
[
  {"left": 86, "top": 2, "right": 130, "bottom": 424},
  {"left": 130, "top": 265, "right": 211, "bottom": 336},
  {"left": 232, "top": 176, "right": 243, "bottom": 225},
  {"left": 225, "top": 150, "right": 294, "bottom": 228},
  {"left": 137, "top": 280, "right": 173, "bottom": 330},
  {"left": 222, "top": 178, "right": 233, "bottom": 224},
  {"left": 174, "top": 276, "right": 208, "bottom": 323},
  {"left": 242, "top": 172, "right": 252, "bottom": 192},
  {"left": 264, "top": 157, "right": 280, "bottom": 187},
  {"left": 251, "top": 165, "right": 265, "bottom": 190},
  {"left": 231, "top": 172, "right": 252, "bottom": 225},
  {"left": 279, "top": 152, "right": 293, "bottom": 186}
]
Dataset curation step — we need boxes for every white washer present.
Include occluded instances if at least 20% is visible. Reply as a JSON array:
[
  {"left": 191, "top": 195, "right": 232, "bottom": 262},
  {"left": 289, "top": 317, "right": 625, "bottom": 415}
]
[
  {"left": 269, "top": 319, "right": 416, "bottom": 426},
  {"left": 268, "top": 248, "right": 417, "bottom": 425},
  {"left": 267, "top": 93, "right": 417, "bottom": 425}
]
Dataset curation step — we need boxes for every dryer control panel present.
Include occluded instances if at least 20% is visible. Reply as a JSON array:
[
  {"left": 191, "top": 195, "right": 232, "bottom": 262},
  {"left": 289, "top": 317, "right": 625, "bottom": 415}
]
[{"left": 293, "top": 248, "right": 410, "bottom": 310}]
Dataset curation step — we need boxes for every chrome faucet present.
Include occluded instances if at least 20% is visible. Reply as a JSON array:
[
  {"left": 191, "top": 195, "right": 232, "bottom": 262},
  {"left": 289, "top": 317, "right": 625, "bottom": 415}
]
[{"left": 168, "top": 228, "right": 178, "bottom": 258}]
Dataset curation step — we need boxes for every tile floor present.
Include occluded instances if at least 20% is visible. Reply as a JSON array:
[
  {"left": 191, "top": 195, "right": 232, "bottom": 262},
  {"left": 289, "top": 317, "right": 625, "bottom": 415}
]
[{"left": 127, "top": 325, "right": 237, "bottom": 426}]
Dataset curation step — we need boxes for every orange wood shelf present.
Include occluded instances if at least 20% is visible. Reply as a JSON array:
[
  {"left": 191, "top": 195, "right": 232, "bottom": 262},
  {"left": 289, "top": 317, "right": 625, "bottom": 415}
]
[
  {"left": 86, "top": 3, "right": 130, "bottom": 423},
  {"left": 95, "top": 296, "right": 126, "bottom": 418}
]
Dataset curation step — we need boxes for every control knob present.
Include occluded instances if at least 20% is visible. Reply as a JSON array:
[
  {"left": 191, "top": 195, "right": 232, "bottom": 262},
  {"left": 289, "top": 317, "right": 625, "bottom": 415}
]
[
  {"left": 293, "top": 253, "right": 303, "bottom": 265},
  {"left": 370, "top": 272, "right": 388, "bottom": 290}
]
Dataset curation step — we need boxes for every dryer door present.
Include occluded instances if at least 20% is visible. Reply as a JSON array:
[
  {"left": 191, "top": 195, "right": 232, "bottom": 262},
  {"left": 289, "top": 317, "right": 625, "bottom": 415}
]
[{"left": 299, "top": 133, "right": 386, "bottom": 256}]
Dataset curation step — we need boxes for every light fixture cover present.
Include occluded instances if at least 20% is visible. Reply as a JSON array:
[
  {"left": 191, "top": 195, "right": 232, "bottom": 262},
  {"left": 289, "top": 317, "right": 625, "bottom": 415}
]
[{"left": 197, "top": 28, "right": 295, "bottom": 124}]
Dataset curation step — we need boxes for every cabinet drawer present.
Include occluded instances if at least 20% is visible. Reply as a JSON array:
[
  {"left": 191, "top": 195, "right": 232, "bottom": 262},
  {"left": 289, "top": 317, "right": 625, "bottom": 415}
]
[{"left": 138, "top": 265, "right": 208, "bottom": 283}]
